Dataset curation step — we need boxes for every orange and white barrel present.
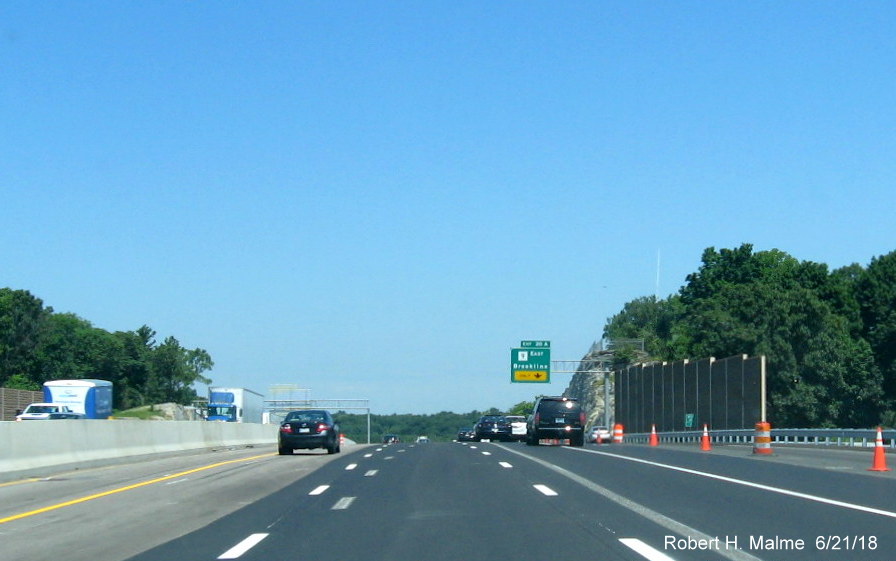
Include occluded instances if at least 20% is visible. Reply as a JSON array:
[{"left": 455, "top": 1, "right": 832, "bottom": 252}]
[
  {"left": 753, "top": 422, "right": 772, "bottom": 454},
  {"left": 613, "top": 423, "right": 624, "bottom": 444}
]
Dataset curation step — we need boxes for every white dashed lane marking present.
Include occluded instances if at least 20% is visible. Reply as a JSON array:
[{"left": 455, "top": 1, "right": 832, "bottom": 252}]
[
  {"left": 217, "top": 533, "right": 269, "bottom": 559},
  {"left": 533, "top": 484, "right": 558, "bottom": 496},
  {"left": 619, "top": 538, "right": 676, "bottom": 561},
  {"left": 308, "top": 485, "right": 330, "bottom": 496},
  {"left": 332, "top": 497, "right": 356, "bottom": 510}
]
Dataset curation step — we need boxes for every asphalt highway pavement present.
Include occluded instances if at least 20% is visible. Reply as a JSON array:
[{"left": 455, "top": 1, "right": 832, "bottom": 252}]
[{"left": 2, "top": 441, "right": 895, "bottom": 561}]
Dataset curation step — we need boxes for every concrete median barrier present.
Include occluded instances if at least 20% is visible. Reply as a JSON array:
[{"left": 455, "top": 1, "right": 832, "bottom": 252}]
[{"left": 0, "top": 420, "right": 278, "bottom": 476}]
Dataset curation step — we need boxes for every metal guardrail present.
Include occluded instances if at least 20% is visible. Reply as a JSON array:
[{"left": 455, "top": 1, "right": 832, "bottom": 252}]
[{"left": 623, "top": 428, "right": 896, "bottom": 448}]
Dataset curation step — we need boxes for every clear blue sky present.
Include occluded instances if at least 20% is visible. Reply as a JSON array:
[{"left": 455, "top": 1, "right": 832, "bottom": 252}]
[{"left": 3, "top": 3, "right": 894, "bottom": 414}]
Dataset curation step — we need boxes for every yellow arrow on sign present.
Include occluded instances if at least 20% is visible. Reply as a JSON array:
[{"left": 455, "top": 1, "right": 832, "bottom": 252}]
[{"left": 513, "top": 370, "right": 549, "bottom": 382}]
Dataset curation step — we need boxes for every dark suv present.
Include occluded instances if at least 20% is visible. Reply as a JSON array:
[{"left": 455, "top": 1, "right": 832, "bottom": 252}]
[
  {"left": 278, "top": 410, "right": 341, "bottom": 455},
  {"left": 526, "top": 396, "right": 585, "bottom": 446},
  {"left": 474, "top": 414, "right": 512, "bottom": 441}
]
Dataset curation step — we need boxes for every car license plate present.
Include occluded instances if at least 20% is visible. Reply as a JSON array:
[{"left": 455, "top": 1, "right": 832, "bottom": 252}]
[
  {"left": 555, "top": 418, "right": 565, "bottom": 424},
  {"left": 299, "top": 428, "right": 311, "bottom": 433}
]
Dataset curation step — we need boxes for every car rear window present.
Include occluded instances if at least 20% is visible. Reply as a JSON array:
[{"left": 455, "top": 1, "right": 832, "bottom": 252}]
[
  {"left": 285, "top": 412, "right": 326, "bottom": 422},
  {"left": 538, "top": 400, "right": 581, "bottom": 415}
]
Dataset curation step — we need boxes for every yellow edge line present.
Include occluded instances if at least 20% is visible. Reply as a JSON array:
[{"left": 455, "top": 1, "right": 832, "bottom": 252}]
[
  {"left": 0, "top": 452, "right": 275, "bottom": 524},
  {"left": 0, "top": 478, "right": 41, "bottom": 488}
]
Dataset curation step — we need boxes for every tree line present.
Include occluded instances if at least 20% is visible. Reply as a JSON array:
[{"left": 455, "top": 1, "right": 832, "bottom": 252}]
[
  {"left": 335, "top": 401, "right": 534, "bottom": 443},
  {"left": 0, "top": 288, "right": 212, "bottom": 410},
  {"left": 604, "top": 244, "right": 896, "bottom": 428}
]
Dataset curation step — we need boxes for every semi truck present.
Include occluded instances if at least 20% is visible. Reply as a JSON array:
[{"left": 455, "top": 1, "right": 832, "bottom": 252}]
[
  {"left": 206, "top": 387, "right": 264, "bottom": 423},
  {"left": 42, "top": 379, "right": 113, "bottom": 419}
]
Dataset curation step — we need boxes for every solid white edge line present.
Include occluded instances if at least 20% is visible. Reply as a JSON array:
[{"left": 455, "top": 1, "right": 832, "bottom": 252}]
[
  {"left": 308, "top": 485, "right": 330, "bottom": 496},
  {"left": 570, "top": 447, "right": 896, "bottom": 519},
  {"left": 218, "top": 533, "right": 269, "bottom": 559},
  {"left": 533, "top": 484, "right": 558, "bottom": 496},
  {"left": 619, "top": 538, "right": 677, "bottom": 561}
]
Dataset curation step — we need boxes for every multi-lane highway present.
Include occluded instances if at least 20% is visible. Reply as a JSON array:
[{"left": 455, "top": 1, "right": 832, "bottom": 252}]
[{"left": 2, "top": 441, "right": 894, "bottom": 561}]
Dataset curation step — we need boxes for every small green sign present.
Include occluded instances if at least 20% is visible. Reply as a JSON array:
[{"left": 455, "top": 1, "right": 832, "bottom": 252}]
[
  {"left": 520, "top": 340, "right": 551, "bottom": 348},
  {"left": 685, "top": 413, "right": 696, "bottom": 428}
]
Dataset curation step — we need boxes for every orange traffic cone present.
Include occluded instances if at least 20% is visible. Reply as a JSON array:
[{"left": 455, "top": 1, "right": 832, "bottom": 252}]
[
  {"left": 701, "top": 424, "right": 712, "bottom": 451},
  {"left": 649, "top": 424, "right": 659, "bottom": 446},
  {"left": 868, "top": 427, "right": 890, "bottom": 472}
]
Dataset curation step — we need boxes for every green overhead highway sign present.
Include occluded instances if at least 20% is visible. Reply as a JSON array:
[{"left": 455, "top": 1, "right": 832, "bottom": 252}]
[{"left": 511, "top": 344, "right": 551, "bottom": 383}]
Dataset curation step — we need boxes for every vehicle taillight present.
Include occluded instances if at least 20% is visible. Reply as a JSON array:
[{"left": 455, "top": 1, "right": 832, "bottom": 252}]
[
  {"left": 317, "top": 423, "right": 330, "bottom": 433},
  {"left": 534, "top": 413, "right": 540, "bottom": 425},
  {"left": 280, "top": 424, "right": 293, "bottom": 434},
  {"left": 580, "top": 412, "right": 586, "bottom": 426}
]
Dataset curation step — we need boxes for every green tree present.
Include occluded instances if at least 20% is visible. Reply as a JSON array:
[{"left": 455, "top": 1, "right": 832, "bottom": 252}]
[
  {"left": 35, "top": 313, "right": 121, "bottom": 382},
  {"left": 112, "top": 327, "right": 157, "bottom": 409},
  {"left": 148, "top": 336, "right": 212, "bottom": 404},
  {"left": 3, "top": 372, "right": 40, "bottom": 391},
  {"left": 603, "top": 295, "right": 684, "bottom": 360},
  {"left": 111, "top": 327, "right": 214, "bottom": 407},
  {"left": 677, "top": 246, "right": 884, "bottom": 426},
  {"left": 770, "top": 312, "right": 883, "bottom": 427},
  {"left": 608, "top": 244, "right": 887, "bottom": 427},
  {"left": 507, "top": 400, "right": 534, "bottom": 416},
  {"left": 857, "top": 251, "right": 896, "bottom": 402},
  {"left": 0, "top": 288, "right": 51, "bottom": 387}
]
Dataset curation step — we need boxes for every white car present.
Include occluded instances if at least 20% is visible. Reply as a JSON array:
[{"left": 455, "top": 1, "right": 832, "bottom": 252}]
[
  {"left": 16, "top": 403, "right": 83, "bottom": 420},
  {"left": 506, "top": 415, "right": 527, "bottom": 441},
  {"left": 589, "top": 425, "right": 611, "bottom": 443}
]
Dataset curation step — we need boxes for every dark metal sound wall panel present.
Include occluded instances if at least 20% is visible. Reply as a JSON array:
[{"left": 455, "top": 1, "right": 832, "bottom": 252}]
[{"left": 615, "top": 355, "right": 764, "bottom": 433}]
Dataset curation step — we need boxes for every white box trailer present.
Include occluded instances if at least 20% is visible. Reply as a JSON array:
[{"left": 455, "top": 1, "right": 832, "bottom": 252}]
[
  {"left": 43, "top": 379, "right": 113, "bottom": 419},
  {"left": 206, "top": 387, "right": 264, "bottom": 423}
]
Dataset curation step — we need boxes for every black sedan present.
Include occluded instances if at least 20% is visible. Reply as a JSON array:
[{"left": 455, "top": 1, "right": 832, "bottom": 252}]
[
  {"left": 278, "top": 410, "right": 341, "bottom": 455},
  {"left": 456, "top": 427, "right": 475, "bottom": 441},
  {"left": 473, "top": 415, "right": 512, "bottom": 442}
]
